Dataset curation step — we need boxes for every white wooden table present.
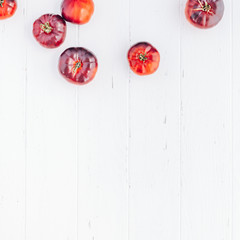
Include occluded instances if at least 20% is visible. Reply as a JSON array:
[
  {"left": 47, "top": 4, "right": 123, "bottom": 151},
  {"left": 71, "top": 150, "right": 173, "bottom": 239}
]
[{"left": 0, "top": 0, "right": 239, "bottom": 239}]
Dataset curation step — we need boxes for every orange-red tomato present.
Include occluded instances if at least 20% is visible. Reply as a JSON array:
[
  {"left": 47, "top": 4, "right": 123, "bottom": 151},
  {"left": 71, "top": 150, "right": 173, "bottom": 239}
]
[
  {"left": 61, "top": 0, "right": 94, "bottom": 25},
  {"left": 0, "top": 0, "right": 17, "bottom": 20},
  {"left": 128, "top": 42, "right": 160, "bottom": 76},
  {"left": 185, "top": 0, "right": 224, "bottom": 29}
]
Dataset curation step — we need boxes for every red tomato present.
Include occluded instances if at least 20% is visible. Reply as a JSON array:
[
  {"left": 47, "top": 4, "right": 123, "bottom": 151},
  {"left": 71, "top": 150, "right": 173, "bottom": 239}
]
[
  {"left": 0, "top": 0, "right": 17, "bottom": 20},
  {"left": 33, "top": 14, "right": 66, "bottom": 49},
  {"left": 128, "top": 42, "right": 160, "bottom": 76},
  {"left": 59, "top": 47, "right": 98, "bottom": 85},
  {"left": 185, "top": 0, "right": 224, "bottom": 29},
  {"left": 61, "top": 0, "right": 94, "bottom": 25}
]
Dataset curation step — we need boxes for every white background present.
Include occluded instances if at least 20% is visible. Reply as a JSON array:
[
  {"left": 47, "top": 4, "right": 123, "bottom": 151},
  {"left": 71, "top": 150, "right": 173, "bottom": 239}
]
[{"left": 0, "top": 0, "right": 239, "bottom": 239}]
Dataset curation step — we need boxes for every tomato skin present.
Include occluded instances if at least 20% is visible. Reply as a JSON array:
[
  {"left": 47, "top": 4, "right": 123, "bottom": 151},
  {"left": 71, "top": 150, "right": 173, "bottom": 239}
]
[
  {"left": 33, "top": 14, "right": 66, "bottom": 49},
  {"left": 59, "top": 47, "right": 98, "bottom": 85},
  {"left": 61, "top": 0, "right": 94, "bottom": 25},
  {"left": 185, "top": 0, "right": 224, "bottom": 29},
  {"left": 128, "top": 42, "right": 160, "bottom": 76},
  {"left": 0, "top": 0, "right": 17, "bottom": 20}
]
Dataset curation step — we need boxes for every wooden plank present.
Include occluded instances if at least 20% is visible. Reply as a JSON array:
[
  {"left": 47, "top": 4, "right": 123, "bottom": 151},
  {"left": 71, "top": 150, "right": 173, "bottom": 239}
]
[
  {"left": 180, "top": 0, "right": 232, "bottom": 239},
  {"left": 25, "top": 1, "right": 78, "bottom": 240},
  {"left": 129, "top": 0, "right": 181, "bottom": 239},
  {"left": 233, "top": 0, "right": 240, "bottom": 239},
  {"left": 0, "top": 2, "right": 26, "bottom": 239},
  {"left": 75, "top": 0, "right": 129, "bottom": 239}
]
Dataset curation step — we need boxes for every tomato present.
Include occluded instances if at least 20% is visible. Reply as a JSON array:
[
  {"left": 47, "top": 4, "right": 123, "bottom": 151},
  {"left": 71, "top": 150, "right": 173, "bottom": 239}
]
[
  {"left": 0, "top": 0, "right": 17, "bottom": 20},
  {"left": 33, "top": 14, "right": 66, "bottom": 49},
  {"left": 59, "top": 47, "right": 98, "bottom": 85},
  {"left": 128, "top": 42, "right": 160, "bottom": 76},
  {"left": 185, "top": 0, "right": 224, "bottom": 29},
  {"left": 61, "top": 0, "right": 94, "bottom": 25}
]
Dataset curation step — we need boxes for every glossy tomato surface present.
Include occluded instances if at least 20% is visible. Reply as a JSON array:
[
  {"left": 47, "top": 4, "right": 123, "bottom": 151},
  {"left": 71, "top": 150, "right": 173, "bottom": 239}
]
[
  {"left": 128, "top": 42, "right": 160, "bottom": 76},
  {"left": 33, "top": 14, "right": 66, "bottom": 49},
  {"left": 0, "top": 0, "right": 17, "bottom": 20},
  {"left": 61, "top": 0, "right": 94, "bottom": 25},
  {"left": 59, "top": 47, "right": 98, "bottom": 85},
  {"left": 185, "top": 0, "right": 224, "bottom": 29}
]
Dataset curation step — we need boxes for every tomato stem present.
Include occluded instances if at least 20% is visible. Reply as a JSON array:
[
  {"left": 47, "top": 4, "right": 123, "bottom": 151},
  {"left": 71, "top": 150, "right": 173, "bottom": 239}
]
[
  {"left": 196, "top": 0, "right": 212, "bottom": 13},
  {"left": 73, "top": 61, "right": 82, "bottom": 75},
  {"left": 193, "top": 1, "right": 214, "bottom": 15},
  {"left": 0, "top": 0, "right": 4, "bottom": 7},
  {"left": 139, "top": 53, "right": 148, "bottom": 62},
  {"left": 40, "top": 22, "right": 53, "bottom": 34},
  {"left": 203, "top": 2, "right": 211, "bottom": 12}
]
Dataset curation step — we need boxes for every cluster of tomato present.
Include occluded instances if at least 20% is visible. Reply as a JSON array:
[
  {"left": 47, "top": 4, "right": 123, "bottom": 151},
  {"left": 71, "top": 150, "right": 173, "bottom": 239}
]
[{"left": 0, "top": 0, "right": 224, "bottom": 85}]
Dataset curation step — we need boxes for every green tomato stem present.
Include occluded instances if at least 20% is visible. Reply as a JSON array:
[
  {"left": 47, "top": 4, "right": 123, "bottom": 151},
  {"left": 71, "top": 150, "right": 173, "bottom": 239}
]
[
  {"left": 0, "top": 0, "right": 4, "bottom": 8},
  {"left": 139, "top": 53, "right": 148, "bottom": 62},
  {"left": 73, "top": 61, "right": 82, "bottom": 74},
  {"left": 40, "top": 22, "right": 53, "bottom": 34},
  {"left": 203, "top": 2, "right": 211, "bottom": 12}
]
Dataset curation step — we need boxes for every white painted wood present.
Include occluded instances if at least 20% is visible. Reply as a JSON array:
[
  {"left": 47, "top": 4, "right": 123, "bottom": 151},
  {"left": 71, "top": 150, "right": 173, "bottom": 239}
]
[
  {"left": 0, "top": 0, "right": 238, "bottom": 240},
  {"left": 0, "top": 1, "right": 26, "bottom": 239},
  {"left": 25, "top": 1, "right": 78, "bottom": 240},
  {"left": 233, "top": 0, "right": 240, "bottom": 239},
  {"left": 74, "top": 0, "right": 129, "bottom": 239},
  {"left": 128, "top": 0, "right": 181, "bottom": 239},
  {"left": 180, "top": 0, "right": 232, "bottom": 240}
]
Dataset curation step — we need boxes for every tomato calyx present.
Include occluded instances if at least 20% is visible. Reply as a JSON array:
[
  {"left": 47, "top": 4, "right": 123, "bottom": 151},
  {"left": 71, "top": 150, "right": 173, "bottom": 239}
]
[
  {"left": 40, "top": 22, "right": 53, "bottom": 34},
  {"left": 0, "top": 0, "right": 4, "bottom": 7},
  {"left": 73, "top": 61, "right": 82, "bottom": 75},
  {"left": 202, "top": 3, "right": 211, "bottom": 12},
  {"left": 139, "top": 53, "right": 148, "bottom": 62},
  {"left": 195, "top": 0, "right": 214, "bottom": 14}
]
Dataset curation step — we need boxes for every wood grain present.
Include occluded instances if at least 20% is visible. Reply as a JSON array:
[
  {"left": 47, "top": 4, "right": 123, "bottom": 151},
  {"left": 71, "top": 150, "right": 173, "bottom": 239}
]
[
  {"left": 0, "top": 0, "right": 237, "bottom": 239},
  {"left": 180, "top": 0, "right": 232, "bottom": 239}
]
